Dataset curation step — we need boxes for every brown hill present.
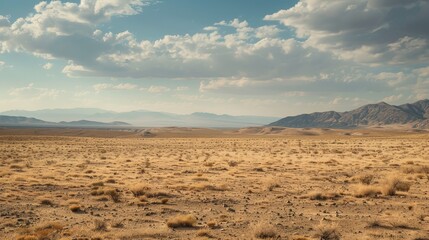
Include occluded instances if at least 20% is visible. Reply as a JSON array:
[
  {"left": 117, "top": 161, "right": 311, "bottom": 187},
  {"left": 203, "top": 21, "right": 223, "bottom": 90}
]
[{"left": 269, "top": 99, "right": 429, "bottom": 129}]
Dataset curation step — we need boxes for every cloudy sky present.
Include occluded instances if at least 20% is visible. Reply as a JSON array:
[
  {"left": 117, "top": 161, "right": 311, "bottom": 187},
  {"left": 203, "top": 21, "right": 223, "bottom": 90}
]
[{"left": 0, "top": 0, "right": 428, "bottom": 117}]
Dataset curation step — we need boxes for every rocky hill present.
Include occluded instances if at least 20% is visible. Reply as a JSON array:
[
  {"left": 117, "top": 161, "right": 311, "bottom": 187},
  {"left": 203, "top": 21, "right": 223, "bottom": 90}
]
[{"left": 269, "top": 99, "right": 429, "bottom": 129}]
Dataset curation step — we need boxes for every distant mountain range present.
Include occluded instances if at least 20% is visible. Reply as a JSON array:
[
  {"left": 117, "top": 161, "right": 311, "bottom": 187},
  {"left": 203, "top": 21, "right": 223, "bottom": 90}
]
[
  {"left": 0, "top": 115, "right": 130, "bottom": 128},
  {"left": 269, "top": 99, "right": 429, "bottom": 129},
  {"left": 0, "top": 109, "right": 279, "bottom": 128}
]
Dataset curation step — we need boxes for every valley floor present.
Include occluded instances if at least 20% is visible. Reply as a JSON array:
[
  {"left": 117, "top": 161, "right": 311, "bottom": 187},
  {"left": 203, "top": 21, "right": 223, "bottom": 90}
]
[{"left": 0, "top": 129, "right": 428, "bottom": 239}]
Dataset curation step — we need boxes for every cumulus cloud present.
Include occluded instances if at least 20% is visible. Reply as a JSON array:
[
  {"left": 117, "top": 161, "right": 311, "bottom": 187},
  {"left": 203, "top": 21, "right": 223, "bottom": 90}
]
[
  {"left": 93, "top": 83, "right": 137, "bottom": 92},
  {"left": 146, "top": 85, "right": 171, "bottom": 93},
  {"left": 199, "top": 78, "right": 252, "bottom": 92},
  {"left": 43, "top": 63, "right": 53, "bottom": 70},
  {"left": 0, "top": 1, "right": 341, "bottom": 82},
  {"left": 0, "top": 0, "right": 427, "bottom": 103},
  {"left": 265, "top": 0, "right": 429, "bottom": 64}
]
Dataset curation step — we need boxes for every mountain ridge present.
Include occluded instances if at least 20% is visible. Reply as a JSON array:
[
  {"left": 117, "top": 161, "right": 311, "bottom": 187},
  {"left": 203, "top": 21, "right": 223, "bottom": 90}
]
[
  {"left": 269, "top": 99, "right": 429, "bottom": 129},
  {"left": 0, "top": 115, "right": 131, "bottom": 128},
  {"left": 0, "top": 109, "right": 278, "bottom": 128}
]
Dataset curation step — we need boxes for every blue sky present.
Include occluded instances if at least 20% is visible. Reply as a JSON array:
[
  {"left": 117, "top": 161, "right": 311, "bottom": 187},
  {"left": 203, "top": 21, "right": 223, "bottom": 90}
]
[{"left": 0, "top": 0, "right": 428, "bottom": 116}]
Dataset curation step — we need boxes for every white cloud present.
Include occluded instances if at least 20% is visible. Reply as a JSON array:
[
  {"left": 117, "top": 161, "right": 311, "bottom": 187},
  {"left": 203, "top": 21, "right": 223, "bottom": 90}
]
[
  {"left": 266, "top": 0, "right": 429, "bottom": 64},
  {"left": 203, "top": 26, "right": 217, "bottom": 31},
  {"left": 383, "top": 94, "right": 403, "bottom": 103},
  {"left": 9, "top": 83, "right": 63, "bottom": 99},
  {"left": 0, "top": 3, "right": 340, "bottom": 81},
  {"left": 43, "top": 62, "right": 53, "bottom": 70},
  {"left": 255, "top": 25, "right": 281, "bottom": 39},
  {"left": 0, "top": 0, "right": 427, "bottom": 104},
  {"left": 93, "top": 83, "right": 137, "bottom": 92},
  {"left": 146, "top": 85, "right": 170, "bottom": 93},
  {"left": 199, "top": 78, "right": 252, "bottom": 92}
]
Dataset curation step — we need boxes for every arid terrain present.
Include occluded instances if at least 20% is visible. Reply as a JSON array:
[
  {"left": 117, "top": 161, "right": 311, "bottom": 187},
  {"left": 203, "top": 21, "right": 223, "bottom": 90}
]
[{"left": 0, "top": 127, "right": 428, "bottom": 240}]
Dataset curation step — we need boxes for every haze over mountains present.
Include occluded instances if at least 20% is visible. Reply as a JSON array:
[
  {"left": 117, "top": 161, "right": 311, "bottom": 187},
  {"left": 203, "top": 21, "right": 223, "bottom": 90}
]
[
  {"left": 2, "top": 100, "right": 429, "bottom": 129},
  {"left": 0, "top": 109, "right": 279, "bottom": 128},
  {"left": 0, "top": 115, "right": 130, "bottom": 128},
  {"left": 269, "top": 99, "right": 429, "bottom": 129}
]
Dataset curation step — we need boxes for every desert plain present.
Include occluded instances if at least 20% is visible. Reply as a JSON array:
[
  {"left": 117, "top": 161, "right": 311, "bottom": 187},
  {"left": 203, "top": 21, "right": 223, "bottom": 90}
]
[{"left": 0, "top": 127, "right": 428, "bottom": 240}]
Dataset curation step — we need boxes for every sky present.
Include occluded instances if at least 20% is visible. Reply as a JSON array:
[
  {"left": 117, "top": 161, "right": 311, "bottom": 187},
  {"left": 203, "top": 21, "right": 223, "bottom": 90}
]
[{"left": 0, "top": 0, "right": 428, "bottom": 117}]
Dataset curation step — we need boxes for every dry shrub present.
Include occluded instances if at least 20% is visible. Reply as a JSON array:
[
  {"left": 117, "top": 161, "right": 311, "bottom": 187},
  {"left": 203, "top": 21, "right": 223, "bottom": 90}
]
[
  {"left": 196, "top": 229, "right": 213, "bottom": 238},
  {"left": 91, "top": 181, "right": 104, "bottom": 187},
  {"left": 252, "top": 223, "right": 278, "bottom": 239},
  {"left": 265, "top": 179, "right": 281, "bottom": 191},
  {"left": 17, "top": 222, "right": 64, "bottom": 240},
  {"left": 401, "top": 165, "right": 429, "bottom": 174},
  {"left": 145, "top": 190, "right": 172, "bottom": 198},
  {"left": 227, "top": 160, "right": 239, "bottom": 167},
  {"left": 367, "top": 219, "right": 414, "bottom": 230},
  {"left": 104, "top": 188, "right": 121, "bottom": 202},
  {"left": 380, "top": 176, "right": 411, "bottom": 196},
  {"left": 93, "top": 219, "right": 108, "bottom": 231},
  {"left": 316, "top": 223, "right": 341, "bottom": 240},
  {"left": 352, "top": 184, "right": 381, "bottom": 198},
  {"left": 112, "top": 220, "right": 125, "bottom": 228},
  {"left": 306, "top": 191, "right": 341, "bottom": 200},
  {"left": 39, "top": 198, "right": 54, "bottom": 206},
  {"left": 130, "top": 184, "right": 151, "bottom": 197},
  {"left": 367, "top": 220, "right": 389, "bottom": 229},
  {"left": 167, "top": 214, "right": 197, "bottom": 228},
  {"left": 352, "top": 173, "right": 375, "bottom": 185}
]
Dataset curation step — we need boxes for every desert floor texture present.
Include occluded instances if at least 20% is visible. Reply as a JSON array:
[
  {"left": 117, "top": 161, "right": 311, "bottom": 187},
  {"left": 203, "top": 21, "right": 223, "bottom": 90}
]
[{"left": 0, "top": 127, "right": 428, "bottom": 240}]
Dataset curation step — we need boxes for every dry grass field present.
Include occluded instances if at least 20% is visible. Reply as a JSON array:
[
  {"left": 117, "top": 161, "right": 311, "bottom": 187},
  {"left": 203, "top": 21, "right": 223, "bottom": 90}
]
[{"left": 0, "top": 127, "right": 428, "bottom": 240}]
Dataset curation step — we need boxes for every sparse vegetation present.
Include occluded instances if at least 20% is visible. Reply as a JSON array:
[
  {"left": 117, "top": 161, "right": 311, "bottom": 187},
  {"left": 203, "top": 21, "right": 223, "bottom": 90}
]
[
  {"left": 1, "top": 130, "right": 428, "bottom": 239},
  {"left": 352, "top": 184, "right": 381, "bottom": 198},
  {"left": 167, "top": 214, "right": 197, "bottom": 228},
  {"left": 316, "top": 224, "right": 341, "bottom": 240},
  {"left": 252, "top": 223, "right": 278, "bottom": 239},
  {"left": 380, "top": 175, "right": 411, "bottom": 196},
  {"left": 306, "top": 191, "right": 341, "bottom": 200},
  {"left": 93, "top": 219, "right": 108, "bottom": 231}
]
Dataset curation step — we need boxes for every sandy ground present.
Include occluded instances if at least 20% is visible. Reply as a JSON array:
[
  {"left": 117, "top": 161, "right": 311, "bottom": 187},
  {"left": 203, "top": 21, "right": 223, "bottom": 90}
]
[{"left": 0, "top": 127, "right": 428, "bottom": 240}]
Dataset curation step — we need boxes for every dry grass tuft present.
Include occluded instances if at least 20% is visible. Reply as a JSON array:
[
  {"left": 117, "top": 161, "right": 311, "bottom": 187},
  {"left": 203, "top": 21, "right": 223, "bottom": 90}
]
[
  {"left": 401, "top": 165, "right": 429, "bottom": 174},
  {"left": 93, "top": 219, "right": 108, "bottom": 231},
  {"left": 316, "top": 223, "right": 341, "bottom": 240},
  {"left": 306, "top": 191, "right": 341, "bottom": 200},
  {"left": 265, "top": 179, "right": 281, "bottom": 191},
  {"left": 39, "top": 198, "right": 55, "bottom": 206},
  {"left": 380, "top": 175, "right": 411, "bottom": 196},
  {"left": 104, "top": 188, "right": 121, "bottom": 202},
  {"left": 167, "top": 214, "right": 197, "bottom": 228},
  {"left": 196, "top": 229, "right": 213, "bottom": 238},
  {"left": 252, "top": 223, "right": 278, "bottom": 239},
  {"left": 352, "top": 184, "right": 381, "bottom": 198},
  {"left": 130, "top": 184, "right": 151, "bottom": 197},
  {"left": 352, "top": 173, "right": 375, "bottom": 185},
  {"left": 17, "top": 222, "right": 64, "bottom": 240}
]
